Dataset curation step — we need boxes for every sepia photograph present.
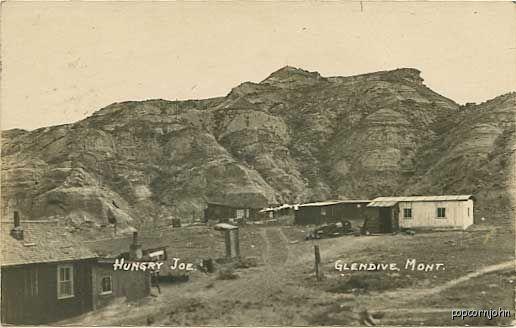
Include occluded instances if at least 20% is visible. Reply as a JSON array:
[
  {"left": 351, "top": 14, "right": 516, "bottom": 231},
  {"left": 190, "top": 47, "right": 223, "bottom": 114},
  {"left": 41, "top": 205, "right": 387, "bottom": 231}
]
[{"left": 1, "top": 1, "right": 515, "bottom": 326}]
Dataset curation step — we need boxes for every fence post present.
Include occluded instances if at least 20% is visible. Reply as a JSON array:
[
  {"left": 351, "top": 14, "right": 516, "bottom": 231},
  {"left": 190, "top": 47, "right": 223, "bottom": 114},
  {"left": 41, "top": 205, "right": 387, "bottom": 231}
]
[{"left": 314, "top": 245, "right": 321, "bottom": 281}]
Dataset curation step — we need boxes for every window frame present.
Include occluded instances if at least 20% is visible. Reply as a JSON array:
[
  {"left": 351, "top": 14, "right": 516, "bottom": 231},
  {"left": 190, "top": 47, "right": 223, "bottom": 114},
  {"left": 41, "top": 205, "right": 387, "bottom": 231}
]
[
  {"left": 321, "top": 207, "right": 327, "bottom": 216},
  {"left": 100, "top": 275, "right": 113, "bottom": 295},
  {"left": 403, "top": 208, "right": 412, "bottom": 219},
  {"left": 57, "top": 264, "right": 74, "bottom": 299},
  {"left": 436, "top": 207, "right": 446, "bottom": 219},
  {"left": 235, "top": 209, "right": 245, "bottom": 219}
]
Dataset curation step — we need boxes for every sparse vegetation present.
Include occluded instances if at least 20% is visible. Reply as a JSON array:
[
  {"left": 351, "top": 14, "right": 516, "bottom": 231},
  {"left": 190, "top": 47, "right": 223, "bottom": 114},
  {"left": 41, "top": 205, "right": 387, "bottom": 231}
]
[{"left": 217, "top": 267, "right": 239, "bottom": 280}]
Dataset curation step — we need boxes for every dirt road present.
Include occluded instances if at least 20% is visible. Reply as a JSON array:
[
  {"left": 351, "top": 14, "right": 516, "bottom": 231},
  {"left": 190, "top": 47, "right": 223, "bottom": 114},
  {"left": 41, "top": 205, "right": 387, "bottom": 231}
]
[{"left": 60, "top": 226, "right": 514, "bottom": 326}]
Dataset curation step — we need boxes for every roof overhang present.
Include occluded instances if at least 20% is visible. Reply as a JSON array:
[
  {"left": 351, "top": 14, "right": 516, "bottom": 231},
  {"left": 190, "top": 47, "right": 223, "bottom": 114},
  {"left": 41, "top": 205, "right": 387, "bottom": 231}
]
[
  {"left": 367, "top": 201, "right": 399, "bottom": 207},
  {"left": 369, "top": 195, "right": 474, "bottom": 203},
  {"left": 1, "top": 256, "right": 99, "bottom": 268},
  {"left": 299, "top": 200, "right": 372, "bottom": 208},
  {"left": 213, "top": 223, "right": 239, "bottom": 231}
]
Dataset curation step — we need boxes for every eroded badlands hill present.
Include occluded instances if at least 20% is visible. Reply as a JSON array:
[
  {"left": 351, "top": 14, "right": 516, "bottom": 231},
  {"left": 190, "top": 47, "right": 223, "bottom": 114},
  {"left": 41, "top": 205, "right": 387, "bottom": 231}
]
[{"left": 2, "top": 67, "right": 514, "bottom": 232}]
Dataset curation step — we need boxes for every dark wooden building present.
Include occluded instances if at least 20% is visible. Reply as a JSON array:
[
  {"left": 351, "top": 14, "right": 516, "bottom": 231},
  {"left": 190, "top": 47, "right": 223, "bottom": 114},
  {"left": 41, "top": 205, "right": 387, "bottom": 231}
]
[
  {"left": 294, "top": 200, "right": 375, "bottom": 226},
  {"left": 1, "top": 219, "right": 98, "bottom": 325},
  {"left": 84, "top": 231, "right": 171, "bottom": 283},
  {"left": 203, "top": 202, "right": 261, "bottom": 223}
]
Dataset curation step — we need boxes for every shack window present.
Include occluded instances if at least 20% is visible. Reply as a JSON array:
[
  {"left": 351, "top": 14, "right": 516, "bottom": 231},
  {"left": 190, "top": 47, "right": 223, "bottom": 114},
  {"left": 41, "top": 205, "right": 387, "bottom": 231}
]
[
  {"left": 437, "top": 207, "right": 446, "bottom": 219},
  {"left": 57, "top": 265, "right": 74, "bottom": 299},
  {"left": 24, "top": 269, "right": 39, "bottom": 297},
  {"left": 101, "top": 275, "right": 112, "bottom": 295},
  {"left": 403, "top": 208, "right": 412, "bottom": 219},
  {"left": 321, "top": 207, "right": 326, "bottom": 216},
  {"left": 236, "top": 209, "right": 245, "bottom": 219}
]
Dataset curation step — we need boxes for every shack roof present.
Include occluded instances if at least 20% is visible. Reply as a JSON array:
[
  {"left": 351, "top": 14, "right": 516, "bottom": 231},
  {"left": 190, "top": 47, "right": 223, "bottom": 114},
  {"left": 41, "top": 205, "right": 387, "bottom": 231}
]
[
  {"left": 1, "top": 221, "right": 98, "bottom": 267},
  {"left": 368, "top": 195, "right": 474, "bottom": 207},
  {"left": 299, "top": 199, "right": 372, "bottom": 208},
  {"left": 213, "top": 223, "right": 239, "bottom": 231},
  {"left": 206, "top": 201, "right": 263, "bottom": 209},
  {"left": 82, "top": 235, "right": 168, "bottom": 258},
  {"left": 259, "top": 204, "right": 296, "bottom": 213},
  {"left": 367, "top": 200, "right": 399, "bottom": 207}
]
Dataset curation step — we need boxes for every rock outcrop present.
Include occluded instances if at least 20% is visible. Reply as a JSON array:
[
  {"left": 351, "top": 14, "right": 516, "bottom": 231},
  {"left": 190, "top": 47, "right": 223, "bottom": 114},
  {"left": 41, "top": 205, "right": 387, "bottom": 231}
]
[{"left": 2, "top": 67, "right": 514, "bottom": 231}]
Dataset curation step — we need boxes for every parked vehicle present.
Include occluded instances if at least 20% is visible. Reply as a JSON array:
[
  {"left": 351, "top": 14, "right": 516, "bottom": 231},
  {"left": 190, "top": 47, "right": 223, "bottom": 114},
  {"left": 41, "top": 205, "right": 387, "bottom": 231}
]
[{"left": 305, "top": 220, "right": 353, "bottom": 240}]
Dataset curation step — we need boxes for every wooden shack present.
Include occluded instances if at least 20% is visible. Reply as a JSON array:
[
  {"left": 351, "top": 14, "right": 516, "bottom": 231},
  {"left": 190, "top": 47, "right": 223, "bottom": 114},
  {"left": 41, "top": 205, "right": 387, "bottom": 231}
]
[
  {"left": 1, "top": 218, "right": 98, "bottom": 324},
  {"left": 204, "top": 202, "right": 261, "bottom": 223},
  {"left": 294, "top": 200, "right": 374, "bottom": 226},
  {"left": 84, "top": 231, "right": 170, "bottom": 286},
  {"left": 366, "top": 195, "right": 475, "bottom": 232}
]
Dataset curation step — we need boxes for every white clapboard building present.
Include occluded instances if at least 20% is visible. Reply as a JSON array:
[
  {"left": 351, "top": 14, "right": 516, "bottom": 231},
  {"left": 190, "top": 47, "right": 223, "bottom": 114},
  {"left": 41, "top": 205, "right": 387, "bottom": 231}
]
[{"left": 366, "top": 195, "right": 474, "bottom": 232}]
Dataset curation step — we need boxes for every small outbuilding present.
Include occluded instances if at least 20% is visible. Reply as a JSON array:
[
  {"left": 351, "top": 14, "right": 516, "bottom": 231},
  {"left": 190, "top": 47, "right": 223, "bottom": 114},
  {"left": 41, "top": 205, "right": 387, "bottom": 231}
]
[
  {"left": 204, "top": 202, "right": 261, "bottom": 223},
  {"left": 213, "top": 223, "right": 240, "bottom": 259},
  {"left": 366, "top": 195, "right": 475, "bottom": 232}
]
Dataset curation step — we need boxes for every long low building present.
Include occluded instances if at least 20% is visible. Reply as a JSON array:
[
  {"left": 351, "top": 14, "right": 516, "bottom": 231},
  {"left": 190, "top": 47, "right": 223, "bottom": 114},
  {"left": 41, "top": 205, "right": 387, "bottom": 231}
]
[
  {"left": 366, "top": 195, "right": 474, "bottom": 232},
  {"left": 294, "top": 199, "right": 375, "bottom": 226},
  {"left": 292, "top": 195, "right": 475, "bottom": 232}
]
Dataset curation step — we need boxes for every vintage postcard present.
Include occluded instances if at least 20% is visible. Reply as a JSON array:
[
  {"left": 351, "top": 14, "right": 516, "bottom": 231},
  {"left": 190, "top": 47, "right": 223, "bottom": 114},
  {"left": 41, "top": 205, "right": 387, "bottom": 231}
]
[{"left": 1, "top": 1, "right": 515, "bottom": 326}]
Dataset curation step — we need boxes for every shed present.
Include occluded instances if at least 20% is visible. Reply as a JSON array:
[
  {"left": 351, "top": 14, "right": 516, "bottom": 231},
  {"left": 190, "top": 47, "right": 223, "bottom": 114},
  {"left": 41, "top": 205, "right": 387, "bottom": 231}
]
[
  {"left": 204, "top": 201, "right": 261, "bottom": 223},
  {"left": 83, "top": 231, "right": 173, "bottom": 286},
  {"left": 294, "top": 199, "right": 375, "bottom": 226},
  {"left": 366, "top": 195, "right": 475, "bottom": 232},
  {"left": 213, "top": 223, "right": 240, "bottom": 259}
]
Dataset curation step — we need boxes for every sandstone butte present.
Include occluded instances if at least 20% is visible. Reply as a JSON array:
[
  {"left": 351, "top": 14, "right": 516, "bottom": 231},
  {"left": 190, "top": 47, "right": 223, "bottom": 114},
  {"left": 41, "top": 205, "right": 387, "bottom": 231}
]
[{"left": 2, "top": 66, "right": 515, "bottom": 235}]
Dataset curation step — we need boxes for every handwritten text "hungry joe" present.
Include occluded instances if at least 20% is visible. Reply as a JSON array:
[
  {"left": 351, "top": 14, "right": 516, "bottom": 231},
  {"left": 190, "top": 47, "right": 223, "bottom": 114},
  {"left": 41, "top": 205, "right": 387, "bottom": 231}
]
[{"left": 113, "top": 258, "right": 195, "bottom": 271}]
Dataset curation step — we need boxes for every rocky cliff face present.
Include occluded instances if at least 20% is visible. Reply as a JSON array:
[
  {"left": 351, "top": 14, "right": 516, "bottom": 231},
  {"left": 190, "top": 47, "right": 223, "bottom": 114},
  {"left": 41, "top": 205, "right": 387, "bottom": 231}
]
[{"left": 2, "top": 67, "right": 514, "bottom": 231}]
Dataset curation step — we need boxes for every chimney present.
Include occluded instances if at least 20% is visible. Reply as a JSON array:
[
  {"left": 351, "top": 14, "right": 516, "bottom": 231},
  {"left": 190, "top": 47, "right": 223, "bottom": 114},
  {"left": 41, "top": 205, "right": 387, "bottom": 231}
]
[
  {"left": 11, "top": 211, "right": 24, "bottom": 240},
  {"left": 129, "top": 231, "right": 143, "bottom": 260}
]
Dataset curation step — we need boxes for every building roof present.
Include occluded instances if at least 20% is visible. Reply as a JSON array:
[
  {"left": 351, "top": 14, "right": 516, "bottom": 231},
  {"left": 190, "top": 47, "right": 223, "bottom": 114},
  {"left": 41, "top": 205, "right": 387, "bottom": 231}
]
[
  {"left": 82, "top": 235, "right": 168, "bottom": 258},
  {"left": 259, "top": 204, "right": 296, "bottom": 213},
  {"left": 298, "top": 199, "right": 372, "bottom": 208},
  {"left": 1, "top": 221, "right": 98, "bottom": 267},
  {"left": 368, "top": 195, "right": 474, "bottom": 207},
  {"left": 206, "top": 201, "right": 263, "bottom": 209},
  {"left": 213, "top": 223, "right": 239, "bottom": 231},
  {"left": 367, "top": 200, "right": 399, "bottom": 207}
]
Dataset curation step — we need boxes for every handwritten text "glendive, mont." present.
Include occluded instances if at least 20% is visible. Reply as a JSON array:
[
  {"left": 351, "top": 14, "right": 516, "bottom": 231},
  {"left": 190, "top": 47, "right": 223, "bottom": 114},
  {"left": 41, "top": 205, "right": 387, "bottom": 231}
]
[{"left": 334, "top": 259, "right": 445, "bottom": 273}]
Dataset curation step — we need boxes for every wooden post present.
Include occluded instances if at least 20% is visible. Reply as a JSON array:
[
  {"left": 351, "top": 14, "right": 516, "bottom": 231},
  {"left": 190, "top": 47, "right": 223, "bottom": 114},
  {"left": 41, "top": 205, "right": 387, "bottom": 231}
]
[
  {"left": 314, "top": 245, "right": 321, "bottom": 281},
  {"left": 225, "top": 230, "right": 231, "bottom": 258}
]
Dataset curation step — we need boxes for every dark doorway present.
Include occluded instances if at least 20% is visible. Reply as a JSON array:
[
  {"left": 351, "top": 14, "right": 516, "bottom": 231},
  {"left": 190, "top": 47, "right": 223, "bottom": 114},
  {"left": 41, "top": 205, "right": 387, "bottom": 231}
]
[{"left": 379, "top": 208, "right": 393, "bottom": 233}]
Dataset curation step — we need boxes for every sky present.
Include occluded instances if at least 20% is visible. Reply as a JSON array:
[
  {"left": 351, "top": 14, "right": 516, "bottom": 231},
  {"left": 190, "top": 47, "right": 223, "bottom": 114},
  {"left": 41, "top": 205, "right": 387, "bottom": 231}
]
[{"left": 1, "top": 1, "right": 515, "bottom": 131}]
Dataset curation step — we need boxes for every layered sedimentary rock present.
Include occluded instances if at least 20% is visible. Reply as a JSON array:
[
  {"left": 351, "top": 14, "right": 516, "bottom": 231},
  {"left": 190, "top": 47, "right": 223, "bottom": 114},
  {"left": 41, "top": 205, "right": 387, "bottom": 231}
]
[{"left": 2, "top": 66, "right": 514, "bottom": 231}]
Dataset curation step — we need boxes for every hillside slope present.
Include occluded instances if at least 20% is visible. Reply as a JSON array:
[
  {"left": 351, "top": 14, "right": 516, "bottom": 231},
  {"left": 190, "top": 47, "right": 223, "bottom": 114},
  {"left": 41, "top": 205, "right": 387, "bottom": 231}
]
[{"left": 1, "top": 67, "right": 514, "bottom": 232}]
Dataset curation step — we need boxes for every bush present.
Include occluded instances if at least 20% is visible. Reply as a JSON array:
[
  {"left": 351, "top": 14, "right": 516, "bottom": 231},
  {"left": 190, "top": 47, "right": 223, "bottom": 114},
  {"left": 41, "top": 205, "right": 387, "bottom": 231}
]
[
  {"left": 217, "top": 267, "right": 239, "bottom": 280},
  {"left": 235, "top": 257, "right": 259, "bottom": 269}
]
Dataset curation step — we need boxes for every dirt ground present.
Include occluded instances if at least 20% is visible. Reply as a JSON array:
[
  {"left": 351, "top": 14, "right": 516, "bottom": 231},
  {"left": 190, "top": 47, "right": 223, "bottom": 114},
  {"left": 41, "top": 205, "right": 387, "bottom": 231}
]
[{"left": 61, "top": 223, "right": 515, "bottom": 326}]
